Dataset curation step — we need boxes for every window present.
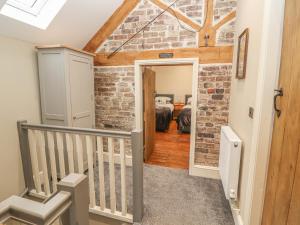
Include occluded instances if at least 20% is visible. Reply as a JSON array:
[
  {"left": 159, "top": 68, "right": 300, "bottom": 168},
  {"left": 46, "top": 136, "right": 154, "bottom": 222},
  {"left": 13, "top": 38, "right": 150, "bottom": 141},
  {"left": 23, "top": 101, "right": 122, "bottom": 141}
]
[
  {"left": 6, "top": 0, "right": 48, "bottom": 16},
  {"left": 0, "top": 0, "right": 67, "bottom": 29}
]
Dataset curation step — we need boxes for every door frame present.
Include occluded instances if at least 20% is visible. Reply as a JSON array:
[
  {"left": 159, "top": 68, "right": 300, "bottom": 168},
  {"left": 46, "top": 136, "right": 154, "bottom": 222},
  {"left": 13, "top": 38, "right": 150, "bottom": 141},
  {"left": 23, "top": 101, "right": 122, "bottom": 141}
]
[{"left": 134, "top": 58, "right": 199, "bottom": 175}]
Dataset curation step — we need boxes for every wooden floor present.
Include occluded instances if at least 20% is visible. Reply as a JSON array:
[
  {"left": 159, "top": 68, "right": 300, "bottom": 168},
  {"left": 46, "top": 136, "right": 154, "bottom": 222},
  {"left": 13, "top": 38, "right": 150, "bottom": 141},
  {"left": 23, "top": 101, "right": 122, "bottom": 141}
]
[{"left": 146, "top": 120, "right": 190, "bottom": 169}]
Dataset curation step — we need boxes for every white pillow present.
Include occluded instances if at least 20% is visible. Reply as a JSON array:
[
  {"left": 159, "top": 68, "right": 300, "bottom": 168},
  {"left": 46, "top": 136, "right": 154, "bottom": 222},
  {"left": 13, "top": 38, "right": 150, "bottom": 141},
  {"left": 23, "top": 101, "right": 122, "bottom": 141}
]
[{"left": 155, "top": 96, "right": 171, "bottom": 104}]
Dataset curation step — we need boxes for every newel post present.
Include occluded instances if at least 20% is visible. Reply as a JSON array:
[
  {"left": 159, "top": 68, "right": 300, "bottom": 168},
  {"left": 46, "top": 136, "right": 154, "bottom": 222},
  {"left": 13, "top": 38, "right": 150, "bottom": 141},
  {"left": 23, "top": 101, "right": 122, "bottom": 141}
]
[
  {"left": 58, "top": 174, "right": 89, "bottom": 225},
  {"left": 17, "top": 120, "right": 35, "bottom": 191},
  {"left": 131, "top": 129, "right": 144, "bottom": 223}
]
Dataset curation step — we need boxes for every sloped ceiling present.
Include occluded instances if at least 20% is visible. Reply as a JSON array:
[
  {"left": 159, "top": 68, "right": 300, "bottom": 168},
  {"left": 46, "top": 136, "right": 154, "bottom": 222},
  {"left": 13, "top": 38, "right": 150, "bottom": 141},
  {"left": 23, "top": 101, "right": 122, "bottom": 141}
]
[{"left": 0, "top": 0, "right": 123, "bottom": 48}]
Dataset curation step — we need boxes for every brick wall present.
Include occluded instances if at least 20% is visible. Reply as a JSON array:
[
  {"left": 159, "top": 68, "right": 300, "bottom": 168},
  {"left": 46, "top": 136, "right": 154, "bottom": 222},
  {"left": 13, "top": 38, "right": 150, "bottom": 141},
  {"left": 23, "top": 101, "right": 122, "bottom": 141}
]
[
  {"left": 94, "top": 64, "right": 232, "bottom": 166},
  {"left": 98, "top": 0, "right": 197, "bottom": 53},
  {"left": 214, "top": 0, "right": 237, "bottom": 24},
  {"left": 98, "top": 0, "right": 236, "bottom": 53},
  {"left": 216, "top": 20, "right": 235, "bottom": 45},
  {"left": 195, "top": 64, "right": 232, "bottom": 166},
  {"left": 94, "top": 0, "right": 236, "bottom": 167},
  {"left": 94, "top": 66, "right": 135, "bottom": 131},
  {"left": 94, "top": 66, "right": 135, "bottom": 155},
  {"left": 162, "top": 0, "right": 204, "bottom": 25}
]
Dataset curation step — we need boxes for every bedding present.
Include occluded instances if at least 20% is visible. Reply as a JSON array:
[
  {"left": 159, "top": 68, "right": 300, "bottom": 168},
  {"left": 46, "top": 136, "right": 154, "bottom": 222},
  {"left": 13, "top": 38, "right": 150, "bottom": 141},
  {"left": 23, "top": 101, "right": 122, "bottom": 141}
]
[
  {"left": 177, "top": 95, "right": 192, "bottom": 133},
  {"left": 156, "top": 103, "right": 174, "bottom": 112},
  {"left": 156, "top": 105, "right": 172, "bottom": 131},
  {"left": 155, "top": 95, "right": 174, "bottom": 132},
  {"left": 155, "top": 96, "right": 172, "bottom": 104},
  {"left": 177, "top": 106, "right": 191, "bottom": 133}
]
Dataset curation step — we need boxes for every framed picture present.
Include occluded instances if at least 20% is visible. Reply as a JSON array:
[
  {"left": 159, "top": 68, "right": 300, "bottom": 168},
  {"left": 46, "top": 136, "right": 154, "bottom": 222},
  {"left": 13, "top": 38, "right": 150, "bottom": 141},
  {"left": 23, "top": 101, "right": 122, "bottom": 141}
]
[{"left": 236, "top": 28, "right": 249, "bottom": 79}]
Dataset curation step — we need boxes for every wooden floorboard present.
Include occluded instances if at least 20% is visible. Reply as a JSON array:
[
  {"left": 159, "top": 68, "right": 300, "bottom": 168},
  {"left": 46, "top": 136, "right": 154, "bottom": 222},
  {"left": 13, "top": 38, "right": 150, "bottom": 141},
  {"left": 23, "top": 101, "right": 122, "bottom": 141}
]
[{"left": 145, "top": 121, "right": 190, "bottom": 169}]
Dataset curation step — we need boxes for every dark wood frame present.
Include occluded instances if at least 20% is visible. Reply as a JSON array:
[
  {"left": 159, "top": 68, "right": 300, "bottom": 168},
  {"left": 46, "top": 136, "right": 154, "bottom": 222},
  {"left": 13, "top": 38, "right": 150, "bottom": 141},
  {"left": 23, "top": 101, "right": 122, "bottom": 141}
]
[
  {"left": 185, "top": 95, "right": 192, "bottom": 105},
  {"left": 155, "top": 94, "right": 175, "bottom": 104},
  {"left": 236, "top": 28, "right": 249, "bottom": 79}
]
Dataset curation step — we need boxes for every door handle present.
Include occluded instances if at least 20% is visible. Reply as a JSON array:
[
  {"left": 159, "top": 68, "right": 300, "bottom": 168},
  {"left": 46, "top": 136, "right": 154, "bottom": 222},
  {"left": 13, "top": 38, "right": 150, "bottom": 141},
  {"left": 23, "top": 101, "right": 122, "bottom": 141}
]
[{"left": 274, "top": 88, "right": 283, "bottom": 118}]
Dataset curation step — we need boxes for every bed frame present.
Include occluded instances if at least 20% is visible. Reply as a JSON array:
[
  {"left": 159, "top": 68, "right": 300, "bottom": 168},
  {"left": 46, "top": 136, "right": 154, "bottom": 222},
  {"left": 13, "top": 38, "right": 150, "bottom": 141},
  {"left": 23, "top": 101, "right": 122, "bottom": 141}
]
[
  {"left": 155, "top": 94, "right": 175, "bottom": 104},
  {"left": 185, "top": 95, "right": 192, "bottom": 105}
]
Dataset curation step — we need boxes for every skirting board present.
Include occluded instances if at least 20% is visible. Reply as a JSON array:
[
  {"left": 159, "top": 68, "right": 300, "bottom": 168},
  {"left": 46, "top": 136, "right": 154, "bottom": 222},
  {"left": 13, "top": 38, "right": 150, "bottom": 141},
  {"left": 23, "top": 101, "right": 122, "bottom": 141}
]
[
  {"left": 230, "top": 200, "right": 244, "bottom": 225},
  {"left": 189, "top": 165, "right": 220, "bottom": 179}
]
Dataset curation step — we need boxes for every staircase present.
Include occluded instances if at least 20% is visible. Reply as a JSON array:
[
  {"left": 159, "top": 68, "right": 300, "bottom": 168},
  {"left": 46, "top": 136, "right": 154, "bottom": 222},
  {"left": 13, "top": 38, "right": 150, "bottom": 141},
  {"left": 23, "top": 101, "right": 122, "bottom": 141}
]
[{"left": 0, "top": 121, "right": 144, "bottom": 225}]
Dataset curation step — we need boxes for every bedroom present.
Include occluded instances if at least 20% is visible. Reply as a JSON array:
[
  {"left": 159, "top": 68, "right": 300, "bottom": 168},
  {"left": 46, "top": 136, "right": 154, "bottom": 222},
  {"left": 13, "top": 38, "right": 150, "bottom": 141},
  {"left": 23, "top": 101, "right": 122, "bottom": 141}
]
[{"left": 143, "top": 65, "right": 193, "bottom": 169}]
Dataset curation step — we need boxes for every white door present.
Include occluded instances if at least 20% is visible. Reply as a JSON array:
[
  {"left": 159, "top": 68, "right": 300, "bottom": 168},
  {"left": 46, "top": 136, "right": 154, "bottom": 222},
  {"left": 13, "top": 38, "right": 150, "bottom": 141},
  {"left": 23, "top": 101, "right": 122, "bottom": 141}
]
[{"left": 68, "top": 54, "right": 94, "bottom": 128}]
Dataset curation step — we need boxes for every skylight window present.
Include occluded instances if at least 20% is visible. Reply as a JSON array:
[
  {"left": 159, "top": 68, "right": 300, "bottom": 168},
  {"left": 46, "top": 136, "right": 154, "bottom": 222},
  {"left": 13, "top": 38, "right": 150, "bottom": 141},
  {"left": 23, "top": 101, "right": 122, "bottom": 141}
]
[
  {"left": 0, "top": 0, "right": 67, "bottom": 29},
  {"left": 6, "top": 0, "right": 48, "bottom": 16}
]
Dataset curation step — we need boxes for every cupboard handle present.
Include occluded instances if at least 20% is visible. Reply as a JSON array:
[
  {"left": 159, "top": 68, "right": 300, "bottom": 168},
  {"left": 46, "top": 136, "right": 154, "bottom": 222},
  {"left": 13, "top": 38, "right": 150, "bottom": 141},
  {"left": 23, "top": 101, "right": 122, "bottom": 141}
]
[{"left": 274, "top": 88, "right": 283, "bottom": 118}]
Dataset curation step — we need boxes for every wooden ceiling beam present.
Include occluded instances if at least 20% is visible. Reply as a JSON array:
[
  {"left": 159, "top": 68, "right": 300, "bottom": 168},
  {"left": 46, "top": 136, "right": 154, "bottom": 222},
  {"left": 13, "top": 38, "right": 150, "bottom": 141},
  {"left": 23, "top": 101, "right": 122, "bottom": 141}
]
[
  {"left": 150, "top": 0, "right": 202, "bottom": 31},
  {"left": 214, "top": 11, "right": 236, "bottom": 30},
  {"left": 198, "top": 0, "right": 236, "bottom": 47},
  {"left": 94, "top": 46, "right": 233, "bottom": 66},
  {"left": 83, "top": 0, "right": 140, "bottom": 53},
  {"left": 203, "top": 0, "right": 214, "bottom": 27},
  {"left": 198, "top": 0, "right": 215, "bottom": 47}
]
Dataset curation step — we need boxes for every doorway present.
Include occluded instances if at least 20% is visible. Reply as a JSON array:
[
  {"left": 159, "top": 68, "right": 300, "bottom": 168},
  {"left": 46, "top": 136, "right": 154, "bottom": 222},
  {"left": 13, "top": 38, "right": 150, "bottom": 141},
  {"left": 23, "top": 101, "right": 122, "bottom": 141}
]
[
  {"left": 134, "top": 58, "right": 198, "bottom": 173},
  {"left": 144, "top": 65, "right": 193, "bottom": 169}
]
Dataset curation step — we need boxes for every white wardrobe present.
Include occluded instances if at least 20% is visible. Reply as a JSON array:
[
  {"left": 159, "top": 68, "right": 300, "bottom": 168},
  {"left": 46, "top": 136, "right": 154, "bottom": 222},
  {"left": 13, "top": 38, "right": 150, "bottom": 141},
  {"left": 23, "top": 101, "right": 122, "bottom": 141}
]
[
  {"left": 37, "top": 45, "right": 95, "bottom": 173},
  {"left": 37, "top": 45, "right": 95, "bottom": 129}
]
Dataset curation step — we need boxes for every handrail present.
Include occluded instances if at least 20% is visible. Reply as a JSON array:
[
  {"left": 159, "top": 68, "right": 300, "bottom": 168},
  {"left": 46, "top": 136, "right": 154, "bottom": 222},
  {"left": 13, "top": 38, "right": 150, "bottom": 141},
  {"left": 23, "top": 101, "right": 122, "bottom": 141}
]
[
  {"left": 17, "top": 120, "right": 144, "bottom": 223},
  {"left": 20, "top": 122, "right": 131, "bottom": 139},
  {"left": 0, "top": 174, "right": 89, "bottom": 225},
  {"left": 0, "top": 192, "right": 71, "bottom": 225}
]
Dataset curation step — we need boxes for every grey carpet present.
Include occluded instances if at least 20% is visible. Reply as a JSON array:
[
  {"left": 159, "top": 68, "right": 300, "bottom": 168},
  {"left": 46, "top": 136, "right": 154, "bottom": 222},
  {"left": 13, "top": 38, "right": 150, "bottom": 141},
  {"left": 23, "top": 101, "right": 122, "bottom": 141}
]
[{"left": 92, "top": 164, "right": 234, "bottom": 225}]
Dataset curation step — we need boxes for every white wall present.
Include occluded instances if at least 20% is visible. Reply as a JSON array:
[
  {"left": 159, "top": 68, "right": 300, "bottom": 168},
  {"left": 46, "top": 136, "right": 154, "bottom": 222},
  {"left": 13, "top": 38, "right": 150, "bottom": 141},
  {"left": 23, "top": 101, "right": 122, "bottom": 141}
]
[
  {"left": 152, "top": 65, "right": 193, "bottom": 103},
  {"left": 228, "top": 0, "right": 285, "bottom": 225},
  {"left": 229, "top": 0, "right": 264, "bottom": 222},
  {"left": 0, "top": 35, "right": 41, "bottom": 201}
]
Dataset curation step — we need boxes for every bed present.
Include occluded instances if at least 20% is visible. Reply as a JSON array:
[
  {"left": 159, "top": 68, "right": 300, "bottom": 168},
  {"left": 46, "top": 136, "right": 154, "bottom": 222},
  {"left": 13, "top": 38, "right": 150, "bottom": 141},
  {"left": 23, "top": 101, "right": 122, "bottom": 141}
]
[
  {"left": 155, "top": 94, "right": 174, "bottom": 132},
  {"left": 177, "top": 95, "right": 192, "bottom": 133}
]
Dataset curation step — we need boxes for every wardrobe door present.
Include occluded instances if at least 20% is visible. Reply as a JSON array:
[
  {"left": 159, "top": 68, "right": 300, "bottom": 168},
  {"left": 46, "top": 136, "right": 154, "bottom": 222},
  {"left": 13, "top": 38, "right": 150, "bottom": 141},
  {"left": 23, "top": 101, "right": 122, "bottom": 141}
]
[
  {"left": 38, "top": 50, "right": 68, "bottom": 126},
  {"left": 68, "top": 54, "right": 94, "bottom": 128}
]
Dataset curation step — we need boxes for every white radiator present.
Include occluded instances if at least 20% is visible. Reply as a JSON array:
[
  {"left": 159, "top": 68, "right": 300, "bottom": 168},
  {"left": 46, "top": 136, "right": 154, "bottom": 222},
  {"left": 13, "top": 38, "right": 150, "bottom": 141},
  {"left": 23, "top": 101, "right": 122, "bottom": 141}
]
[{"left": 219, "top": 126, "right": 242, "bottom": 200}]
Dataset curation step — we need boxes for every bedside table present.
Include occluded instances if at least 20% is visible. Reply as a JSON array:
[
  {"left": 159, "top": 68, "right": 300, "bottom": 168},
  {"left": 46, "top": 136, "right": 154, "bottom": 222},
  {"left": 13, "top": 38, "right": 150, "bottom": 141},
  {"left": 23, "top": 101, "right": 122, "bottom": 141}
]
[{"left": 173, "top": 103, "right": 185, "bottom": 120}]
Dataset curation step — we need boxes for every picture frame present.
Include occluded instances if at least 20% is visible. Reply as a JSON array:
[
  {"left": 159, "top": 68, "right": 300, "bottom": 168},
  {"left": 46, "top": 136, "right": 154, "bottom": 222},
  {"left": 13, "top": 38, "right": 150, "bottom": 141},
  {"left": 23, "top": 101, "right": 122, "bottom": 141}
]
[{"left": 236, "top": 28, "right": 249, "bottom": 79}]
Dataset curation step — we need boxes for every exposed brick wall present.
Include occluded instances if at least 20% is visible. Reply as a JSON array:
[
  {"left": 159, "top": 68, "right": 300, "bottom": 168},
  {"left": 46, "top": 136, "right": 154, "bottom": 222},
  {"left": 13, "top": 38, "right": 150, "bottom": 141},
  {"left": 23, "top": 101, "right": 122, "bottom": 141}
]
[
  {"left": 98, "top": 0, "right": 197, "bottom": 53},
  {"left": 195, "top": 64, "right": 232, "bottom": 166},
  {"left": 94, "top": 0, "right": 236, "bottom": 167},
  {"left": 162, "top": 0, "right": 204, "bottom": 25},
  {"left": 94, "top": 64, "right": 232, "bottom": 166},
  {"left": 94, "top": 66, "right": 135, "bottom": 131},
  {"left": 216, "top": 20, "right": 235, "bottom": 45},
  {"left": 214, "top": 0, "right": 237, "bottom": 24},
  {"left": 94, "top": 66, "right": 135, "bottom": 155},
  {"left": 97, "top": 0, "right": 236, "bottom": 53}
]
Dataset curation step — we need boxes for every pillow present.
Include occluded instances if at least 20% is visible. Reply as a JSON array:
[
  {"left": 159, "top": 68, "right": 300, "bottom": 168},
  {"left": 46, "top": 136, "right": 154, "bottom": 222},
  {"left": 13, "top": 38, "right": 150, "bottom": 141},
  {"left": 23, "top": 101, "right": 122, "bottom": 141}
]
[
  {"left": 155, "top": 96, "right": 171, "bottom": 104},
  {"left": 166, "top": 98, "right": 172, "bottom": 104},
  {"left": 187, "top": 97, "right": 192, "bottom": 105}
]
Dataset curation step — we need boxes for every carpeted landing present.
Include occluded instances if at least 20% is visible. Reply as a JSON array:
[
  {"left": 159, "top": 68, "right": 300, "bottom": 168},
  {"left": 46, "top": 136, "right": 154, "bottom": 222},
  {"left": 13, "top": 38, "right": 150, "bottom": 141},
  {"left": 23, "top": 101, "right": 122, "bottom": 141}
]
[{"left": 93, "top": 164, "right": 234, "bottom": 225}]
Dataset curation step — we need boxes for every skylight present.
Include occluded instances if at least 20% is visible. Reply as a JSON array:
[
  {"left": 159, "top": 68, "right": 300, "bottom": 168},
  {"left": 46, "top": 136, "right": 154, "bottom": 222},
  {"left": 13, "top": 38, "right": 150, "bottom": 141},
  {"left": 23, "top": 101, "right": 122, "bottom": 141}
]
[{"left": 0, "top": 0, "right": 67, "bottom": 29}]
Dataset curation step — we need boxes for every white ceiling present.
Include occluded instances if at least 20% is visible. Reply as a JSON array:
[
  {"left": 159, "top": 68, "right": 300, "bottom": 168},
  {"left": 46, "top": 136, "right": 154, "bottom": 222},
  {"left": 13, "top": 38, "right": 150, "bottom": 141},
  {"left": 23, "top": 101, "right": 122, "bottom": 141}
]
[{"left": 0, "top": 0, "right": 123, "bottom": 48}]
